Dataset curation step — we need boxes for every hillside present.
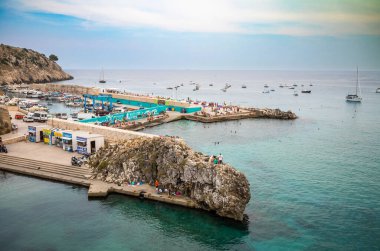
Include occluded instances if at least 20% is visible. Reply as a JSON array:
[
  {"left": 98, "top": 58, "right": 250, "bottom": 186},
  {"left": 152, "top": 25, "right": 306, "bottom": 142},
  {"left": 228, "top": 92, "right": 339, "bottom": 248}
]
[{"left": 0, "top": 44, "right": 73, "bottom": 85}]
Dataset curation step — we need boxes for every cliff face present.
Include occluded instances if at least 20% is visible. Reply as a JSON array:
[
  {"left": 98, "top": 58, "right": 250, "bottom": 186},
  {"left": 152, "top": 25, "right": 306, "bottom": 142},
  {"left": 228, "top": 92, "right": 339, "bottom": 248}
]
[
  {"left": 0, "top": 44, "right": 73, "bottom": 85},
  {"left": 0, "top": 107, "right": 11, "bottom": 135},
  {"left": 89, "top": 137, "right": 251, "bottom": 221}
]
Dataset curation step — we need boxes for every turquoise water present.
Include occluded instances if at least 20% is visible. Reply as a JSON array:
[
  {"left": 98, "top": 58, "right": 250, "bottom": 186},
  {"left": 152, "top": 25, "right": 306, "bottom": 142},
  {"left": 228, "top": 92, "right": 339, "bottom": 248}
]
[{"left": 1, "top": 70, "right": 380, "bottom": 250}]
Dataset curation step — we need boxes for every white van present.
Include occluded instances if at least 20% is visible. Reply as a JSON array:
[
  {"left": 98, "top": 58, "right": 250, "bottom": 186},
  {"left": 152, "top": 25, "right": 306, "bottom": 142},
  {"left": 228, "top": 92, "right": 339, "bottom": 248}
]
[
  {"left": 23, "top": 112, "right": 34, "bottom": 122},
  {"left": 33, "top": 111, "right": 48, "bottom": 122}
]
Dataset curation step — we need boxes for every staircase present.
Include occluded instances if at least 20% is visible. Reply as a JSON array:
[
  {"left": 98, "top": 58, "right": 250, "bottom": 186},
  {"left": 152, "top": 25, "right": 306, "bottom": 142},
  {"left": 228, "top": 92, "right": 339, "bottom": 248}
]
[{"left": 0, "top": 154, "right": 91, "bottom": 186}]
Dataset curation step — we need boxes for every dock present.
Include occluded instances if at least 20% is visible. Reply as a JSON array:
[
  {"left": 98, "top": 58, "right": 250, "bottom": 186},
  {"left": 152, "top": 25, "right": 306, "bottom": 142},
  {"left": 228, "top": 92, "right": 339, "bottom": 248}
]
[{"left": 0, "top": 154, "right": 196, "bottom": 208}]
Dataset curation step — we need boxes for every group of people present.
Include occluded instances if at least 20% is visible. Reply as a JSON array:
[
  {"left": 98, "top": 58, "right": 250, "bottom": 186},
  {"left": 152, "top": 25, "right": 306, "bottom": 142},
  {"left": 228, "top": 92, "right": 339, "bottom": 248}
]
[{"left": 209, "top": 153, "right": 223, "bottom": 165}]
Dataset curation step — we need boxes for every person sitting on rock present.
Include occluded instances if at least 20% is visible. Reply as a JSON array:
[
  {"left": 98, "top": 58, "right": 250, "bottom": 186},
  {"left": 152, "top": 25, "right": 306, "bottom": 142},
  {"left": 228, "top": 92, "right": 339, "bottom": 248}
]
[
  {"left": 208, "top": 155, "right": 214, "bottom": 163},
  {"left": 213, "top": 157, "right": 218, "bottom": 165}
]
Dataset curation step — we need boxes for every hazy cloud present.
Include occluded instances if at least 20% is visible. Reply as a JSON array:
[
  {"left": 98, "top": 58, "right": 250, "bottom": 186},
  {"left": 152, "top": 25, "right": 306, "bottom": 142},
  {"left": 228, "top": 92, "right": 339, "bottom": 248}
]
[{"left": 7, "top": 0, "right": 380, "bottom": 35}]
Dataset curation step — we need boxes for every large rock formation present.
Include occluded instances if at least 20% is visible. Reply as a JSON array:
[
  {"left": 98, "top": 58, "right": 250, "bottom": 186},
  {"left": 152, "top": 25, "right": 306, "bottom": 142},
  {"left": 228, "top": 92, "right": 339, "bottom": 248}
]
[
  {"left": 0, "top": 44, "right": 73, "bottom": 85},
  {"left": 0, "top": 107, "right": 11, "bottom": 135},
  {"left": 89, "top": 137, "right": 251, "bottom": 221}
]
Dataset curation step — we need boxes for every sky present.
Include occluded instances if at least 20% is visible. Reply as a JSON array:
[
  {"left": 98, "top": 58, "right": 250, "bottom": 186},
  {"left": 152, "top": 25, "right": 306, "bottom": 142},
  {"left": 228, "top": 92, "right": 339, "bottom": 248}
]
[{"left": 0, "top": 0, "right": 380, "bottom": 70}]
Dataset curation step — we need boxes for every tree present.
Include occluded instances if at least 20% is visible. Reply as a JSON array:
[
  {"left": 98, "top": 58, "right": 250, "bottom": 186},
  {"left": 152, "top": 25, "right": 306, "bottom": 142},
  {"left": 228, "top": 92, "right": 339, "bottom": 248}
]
[{"left": 49, "top": 54, "right": 58, "bottom": 61}]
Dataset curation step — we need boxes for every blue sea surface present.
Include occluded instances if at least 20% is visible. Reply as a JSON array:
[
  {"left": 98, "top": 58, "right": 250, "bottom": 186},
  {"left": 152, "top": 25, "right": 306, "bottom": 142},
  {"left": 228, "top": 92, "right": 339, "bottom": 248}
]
[{"left": 1, "top": 70, "right": 380, "bottom": 250}]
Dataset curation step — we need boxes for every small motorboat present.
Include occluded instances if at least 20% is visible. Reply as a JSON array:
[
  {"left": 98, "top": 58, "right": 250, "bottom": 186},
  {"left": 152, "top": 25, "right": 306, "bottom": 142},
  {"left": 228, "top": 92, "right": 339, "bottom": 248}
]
[
  {"left": 293, "top": 91, "right": 299, "bottom": 96},
  {"left": 301, "top": 90, "right": 311, "bottom": 93},
  {"left": 376, "top": 88, "right": 380, "bottom": 93},
  {"left": 167, "top": 87, "right": 173, "bottom": 90},
  {"left": 242, "top": 84, "right": 247, "bottom": 88},
  {"left": 262, "top": 90, "right": 270, "bottom": 94},
  {"left": 264, "top": 84, "right": 269, "bottom": 88},
  {"left": 209, "top": 84, "right": 213, "bottom": 86}
]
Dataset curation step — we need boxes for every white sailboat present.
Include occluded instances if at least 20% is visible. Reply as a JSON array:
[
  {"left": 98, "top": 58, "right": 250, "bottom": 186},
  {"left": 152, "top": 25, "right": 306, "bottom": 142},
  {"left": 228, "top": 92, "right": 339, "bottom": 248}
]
[
  {"left": 99, "top": 68, "right": 106, "bottom": 83},
  {"left": 346, "top": 67, "right": 362, "bottom": 102}
]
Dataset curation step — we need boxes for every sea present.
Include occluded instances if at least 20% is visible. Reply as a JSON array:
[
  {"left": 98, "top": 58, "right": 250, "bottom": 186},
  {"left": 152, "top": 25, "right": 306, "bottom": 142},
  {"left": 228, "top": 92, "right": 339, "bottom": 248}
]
[{"left": 1, "top": 70, "right": 380, "bottom": 250}]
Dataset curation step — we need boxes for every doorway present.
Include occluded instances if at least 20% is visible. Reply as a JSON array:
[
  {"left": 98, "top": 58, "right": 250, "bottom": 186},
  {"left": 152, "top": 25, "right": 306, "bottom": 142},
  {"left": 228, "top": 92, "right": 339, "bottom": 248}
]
[{"left": 91, "top": 141, "right": 96, "bottom": 153}]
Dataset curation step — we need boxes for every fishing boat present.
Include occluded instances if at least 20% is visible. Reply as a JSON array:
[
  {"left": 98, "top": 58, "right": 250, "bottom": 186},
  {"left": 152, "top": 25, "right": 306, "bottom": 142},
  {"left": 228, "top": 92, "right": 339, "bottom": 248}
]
[
  {"left": 301, "top": 90, "right": 311, "bottom": 93},
  {"left": 346, "top": 67, "right": 362, "bottom": 102},
  {"left": 209, "top": 83, "right": 213, "bottom": 86},
  {"left": 99, "top": 68, "right": 106, "bottom": 83},
  {"left": 376, "top": 88, "right": 380, "bottom": 93},
  {"left": 242, "top": 84, "right": 247, "bottom": 88},
  {"left": 264, "top": 84, "right": 269, "bottom": 88}
]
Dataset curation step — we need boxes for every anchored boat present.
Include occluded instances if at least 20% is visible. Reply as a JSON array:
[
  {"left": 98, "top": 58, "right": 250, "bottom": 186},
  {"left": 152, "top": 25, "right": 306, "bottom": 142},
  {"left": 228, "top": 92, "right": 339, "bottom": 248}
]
[{"left": 346, "top": 67, "right": 362, "bottom": 102}]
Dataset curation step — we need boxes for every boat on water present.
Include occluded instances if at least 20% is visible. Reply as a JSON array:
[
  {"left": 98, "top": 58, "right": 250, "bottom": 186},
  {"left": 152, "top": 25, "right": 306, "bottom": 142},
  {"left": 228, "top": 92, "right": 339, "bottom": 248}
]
[
  {"left": 279, "top": 85, "right": 284, "bottom": 88},
  {"left": 209, "top": 84, "right": 213, "bottom": 86},
  {"left": 301, "top": 90, "right": 311, "bottom": 93},
  {"left": 270, "top": 89, "right": 275, "bottom": 92},
  {"left": 167, "top": 87, "right": 173, "bottom": 90},
  {"left": 293, "top": 91, "right": 299, "bottom": 96},
  {"left": 264, "top": 84, "right": 269, "bottom": 88},
  {"left": 262, "top": 90, "right": 270, "bottom": 94},
  {"left": 242, "top": 84, "right": 247, "bottom": 88},
  {"left": 99, "top": 68, "right": 106, "bottom": 83},
  {"left": 346, "top": 67, "right": 362, "bottom": 102},
  {"left": 376, "top": 88, "right": 380, "bottom": 93},
  {"left": 289, "top": 87, "right": 295, "bottom": 89}
]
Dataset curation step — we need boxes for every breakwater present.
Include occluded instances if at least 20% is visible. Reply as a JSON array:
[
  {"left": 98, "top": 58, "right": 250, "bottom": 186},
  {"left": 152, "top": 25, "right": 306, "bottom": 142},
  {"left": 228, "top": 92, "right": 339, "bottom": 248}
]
[{"left": 186, "top": 108, "right": 297, "bottom": 123}]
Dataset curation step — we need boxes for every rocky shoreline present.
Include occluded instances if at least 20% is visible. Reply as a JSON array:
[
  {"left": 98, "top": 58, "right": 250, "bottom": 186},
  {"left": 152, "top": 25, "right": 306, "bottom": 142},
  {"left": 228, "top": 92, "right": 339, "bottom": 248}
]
[
  {"left": 187, "top": 108, "right": 297, "bottom": 123},
  {"left": 0, "top": 44, "right": 73, "bottom": 85},
  {"left": 89, "top": 137, "right": 251, "bottom": 221}
]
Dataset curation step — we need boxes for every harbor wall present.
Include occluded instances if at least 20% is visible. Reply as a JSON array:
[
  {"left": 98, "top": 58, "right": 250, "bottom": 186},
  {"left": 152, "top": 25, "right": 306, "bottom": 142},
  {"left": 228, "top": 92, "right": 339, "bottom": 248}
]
[
  {"left": 47, "top": 118, "right": 156, "bottom": 142},
  {"left": 30, "top": 83, "right": 100, "bottom": 95}
]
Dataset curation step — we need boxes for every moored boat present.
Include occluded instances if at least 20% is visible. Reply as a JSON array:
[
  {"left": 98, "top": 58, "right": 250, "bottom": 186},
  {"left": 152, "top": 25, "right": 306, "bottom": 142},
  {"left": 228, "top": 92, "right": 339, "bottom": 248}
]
[{"left": 346, "top": 67, "right": 362, "bottom": 102}]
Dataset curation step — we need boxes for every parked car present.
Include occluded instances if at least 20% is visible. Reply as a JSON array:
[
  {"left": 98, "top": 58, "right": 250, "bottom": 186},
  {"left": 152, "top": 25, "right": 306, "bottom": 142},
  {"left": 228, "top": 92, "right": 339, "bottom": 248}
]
[
  {"left": 33, "top": 111, "right": 48, "bottom": 122},
  {"left": 55, "top": 112, "right": 68, "bottom": 120},
  {"left": 15, "top": 114, "right": 24, "bottom": 120},
  {"left": 23, "top": 113, "right": 34, "bottom": 122}
]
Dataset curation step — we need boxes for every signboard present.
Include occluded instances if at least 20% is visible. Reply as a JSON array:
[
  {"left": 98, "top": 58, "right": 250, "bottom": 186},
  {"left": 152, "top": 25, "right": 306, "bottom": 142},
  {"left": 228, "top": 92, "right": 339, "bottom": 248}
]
[
  {"left": 62, "top": 132, "right": 72, "bottom": 139},
  {"left": 28, "top": 126, "right": 36, "bottom": 132},
  {"left": 77, "top": 137, "right": 87, "bottom": 142}
]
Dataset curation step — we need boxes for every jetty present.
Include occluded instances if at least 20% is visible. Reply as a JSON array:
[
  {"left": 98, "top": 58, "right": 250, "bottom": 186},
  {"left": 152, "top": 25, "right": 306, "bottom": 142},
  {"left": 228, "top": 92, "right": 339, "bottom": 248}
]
[{"left": 0, "top": 154, "right": 196, "bottom": 208}]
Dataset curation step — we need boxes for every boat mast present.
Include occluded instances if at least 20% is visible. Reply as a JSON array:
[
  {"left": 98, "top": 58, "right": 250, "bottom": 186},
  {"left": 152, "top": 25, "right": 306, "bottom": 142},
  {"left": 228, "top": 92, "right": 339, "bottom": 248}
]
[{"left": 356, "top": 66, "right": 358, "bottom": 96}]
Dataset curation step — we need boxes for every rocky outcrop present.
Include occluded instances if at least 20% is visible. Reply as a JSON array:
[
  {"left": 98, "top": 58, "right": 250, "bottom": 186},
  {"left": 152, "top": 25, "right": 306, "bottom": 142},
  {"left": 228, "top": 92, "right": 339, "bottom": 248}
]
[
  {"left": 250, "top": 108, "right": 298, "bottom": 120},
  {"left": 187, "top": 108, "right": 297, "bottom": 123},
  {"left": 0, "top": 107, "right": 11, "bottom": 135},
  {"left": 0, "top": 44, "right": 73, "bottom": 85},
  {"left": 89, "top": 137, "right": 251, "bottom": 221}
]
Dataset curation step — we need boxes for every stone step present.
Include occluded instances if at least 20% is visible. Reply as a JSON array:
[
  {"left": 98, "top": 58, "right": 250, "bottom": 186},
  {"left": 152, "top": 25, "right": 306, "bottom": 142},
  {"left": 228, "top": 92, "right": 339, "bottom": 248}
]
[
  {"left": 0, "top": 155, "right": 91, "bottom": 179},
  {"left": 0, "top": 155, "right": 90, "bottom": 174}
]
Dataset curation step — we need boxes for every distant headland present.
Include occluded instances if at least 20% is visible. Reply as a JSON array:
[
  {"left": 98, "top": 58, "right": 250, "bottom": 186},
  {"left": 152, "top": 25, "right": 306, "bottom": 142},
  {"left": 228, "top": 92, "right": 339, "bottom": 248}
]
[{"left": 0, "top": 44, "right": 73, "bottom": 85}]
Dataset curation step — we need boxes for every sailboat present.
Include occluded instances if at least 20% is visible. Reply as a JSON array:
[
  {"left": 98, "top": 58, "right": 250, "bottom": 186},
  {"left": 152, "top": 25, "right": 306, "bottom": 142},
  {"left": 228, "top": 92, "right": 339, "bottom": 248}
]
[
  {"left": 346, "top": 67, "right": 362, "bottom": 102},
  {"left": 99, "top": 68, "right": 106, "bottom": 83}
]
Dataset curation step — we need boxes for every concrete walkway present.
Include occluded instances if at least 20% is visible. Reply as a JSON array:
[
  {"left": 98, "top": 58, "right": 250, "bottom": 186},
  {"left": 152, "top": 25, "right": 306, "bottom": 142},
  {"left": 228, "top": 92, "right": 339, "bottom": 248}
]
[{"left": 0, "top": 153, "right": 196, "bottom": 209}]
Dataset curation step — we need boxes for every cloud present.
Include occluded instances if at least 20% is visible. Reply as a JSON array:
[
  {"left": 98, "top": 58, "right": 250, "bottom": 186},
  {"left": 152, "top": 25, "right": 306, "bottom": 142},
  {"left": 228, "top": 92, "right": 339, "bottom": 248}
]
[{"left": 7, "top": 0, "right": 380, "bottom": 35}]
